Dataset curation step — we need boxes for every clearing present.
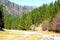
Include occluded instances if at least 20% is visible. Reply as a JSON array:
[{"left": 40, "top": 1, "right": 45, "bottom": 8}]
[{"left": 0, "top": 29, "right": 60, "bottom": 40}]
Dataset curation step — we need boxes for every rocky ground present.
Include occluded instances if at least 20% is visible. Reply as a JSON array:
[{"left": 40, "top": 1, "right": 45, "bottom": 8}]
[{"left": 0, "top": 29, "right": 60, "bottom": 40}]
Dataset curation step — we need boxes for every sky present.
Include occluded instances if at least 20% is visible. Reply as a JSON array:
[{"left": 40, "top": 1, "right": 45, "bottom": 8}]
[{"left": 9, "top": 0, "right": 56, "bottom": 7}]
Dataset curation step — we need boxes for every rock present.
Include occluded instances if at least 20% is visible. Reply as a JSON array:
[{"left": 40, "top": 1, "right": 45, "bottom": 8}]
[
  {"left": 30, "top": 25, "right": 36, "bottom": 31},
  {"left": 42, "top": 20, "right": 50, "bottom": 31},
  {"left": 50, "top": 12, "right": 60, "bottom": 31}
]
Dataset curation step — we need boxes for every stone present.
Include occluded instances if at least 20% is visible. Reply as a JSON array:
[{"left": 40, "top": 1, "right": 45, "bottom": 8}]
[
  {"left": 50, "top": 12, "right": 60, "bottom": 32},
  {"left": 30, "top": 25, "right": 36, "bottom": 31},
  {"left": 42, "top": 20, "right": 49, "bottom": 31}
]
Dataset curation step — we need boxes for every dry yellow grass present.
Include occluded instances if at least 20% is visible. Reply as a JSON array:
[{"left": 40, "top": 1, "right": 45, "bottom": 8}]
[
  {"left": 0, "top": 23, "right": 60, "bottom": 40},
  {"left": 25, "top": 35, "right": 42, "bottom": 40},
  {"left": 0, "top": 28, "right": 59, "bottom": 40},
  {"left": 0, "top": 31, "right": 25, "bottom": 40},
  {"left": 0, "top": 30, "right": 42, "bottom": 40}
]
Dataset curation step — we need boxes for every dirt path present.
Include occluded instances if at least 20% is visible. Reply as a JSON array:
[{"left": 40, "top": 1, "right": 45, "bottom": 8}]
[{"left": 0, "top": 30, "right": 60, "bottom": 40}]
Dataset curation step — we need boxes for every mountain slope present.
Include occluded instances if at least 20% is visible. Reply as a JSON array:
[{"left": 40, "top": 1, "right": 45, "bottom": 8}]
[{"left": 0, "top": 0, "right": 33, "bottom": 15}]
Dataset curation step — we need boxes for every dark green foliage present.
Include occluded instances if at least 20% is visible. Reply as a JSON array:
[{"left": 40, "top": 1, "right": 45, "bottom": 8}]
[
  {"left": 0, "top": 4, "right": 4, "bottom": 31},
  {"left": 0, "top": 4, "right": 3, "bottom": 12},
  {"left": 1, "top": 0, "right": 60, "bottom": 30},
  {"left": 0, "top": 4, "right": 4, "bottom": 17}
]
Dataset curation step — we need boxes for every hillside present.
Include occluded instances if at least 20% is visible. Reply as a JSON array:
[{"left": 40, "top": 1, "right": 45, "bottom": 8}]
[
  {"left": 0, "top": 0, "right": 34, "bottom": 15},
  {"left": 0, "top": 0, "right": 60, "bottom": 40},
  {"left": 16, "top": 0, "right": 60, "bottom": 31}
]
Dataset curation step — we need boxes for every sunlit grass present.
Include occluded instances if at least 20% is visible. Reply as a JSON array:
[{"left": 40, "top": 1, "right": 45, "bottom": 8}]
[
  {"left": 0, "top": 30, "right": 41, "bottom": 40},
  {"left": 25, "top": 35, "right": 41, "bottom": 40}
]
